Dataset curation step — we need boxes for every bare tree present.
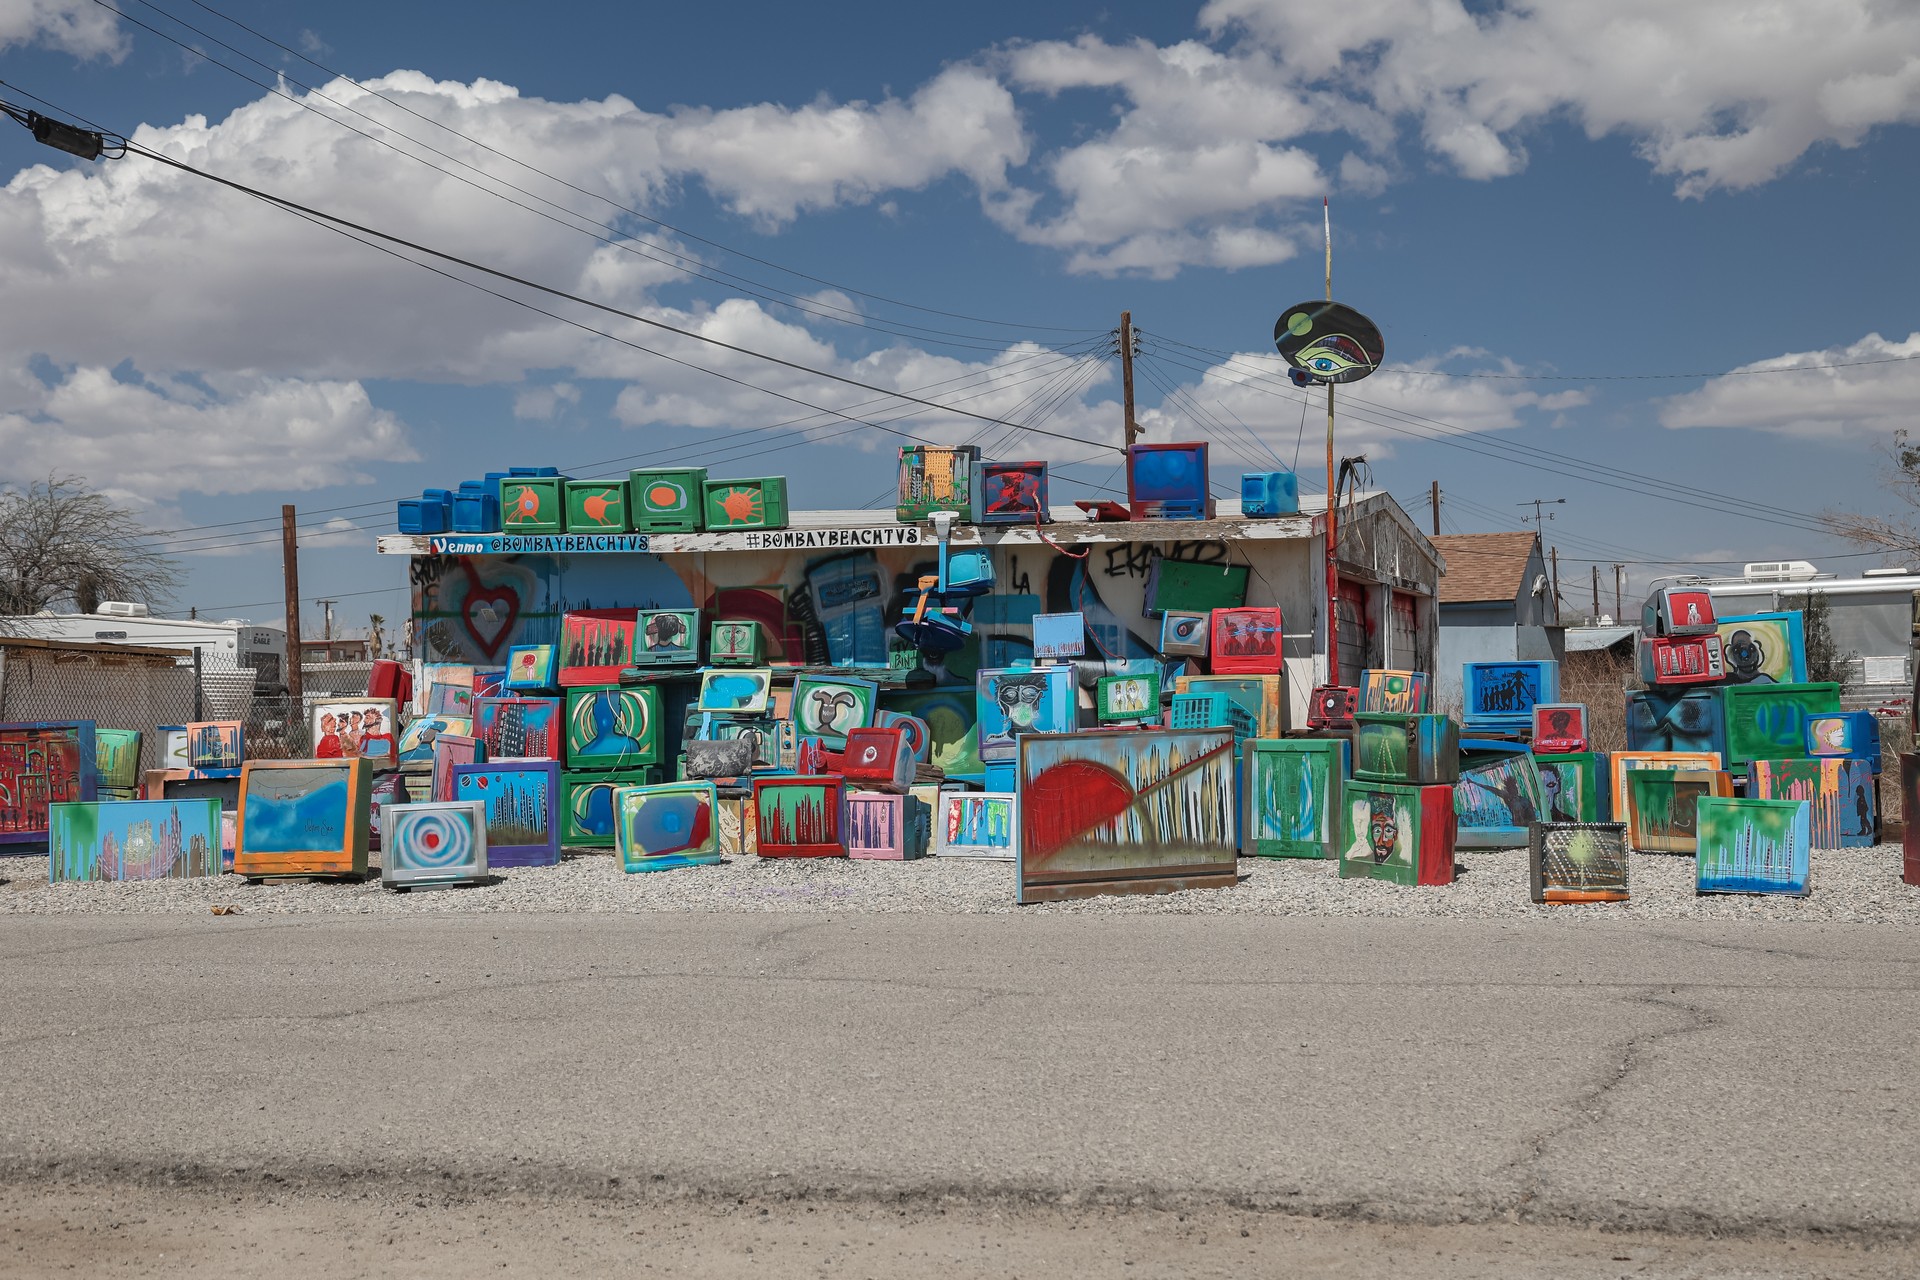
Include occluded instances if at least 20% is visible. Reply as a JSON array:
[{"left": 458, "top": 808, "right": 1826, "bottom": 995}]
[
  {"left": 0, "top": 475, "right": 181, "bottom": 615},
  {"left": 1819, "top": 430, "right": 1920, "bottom": 562}
]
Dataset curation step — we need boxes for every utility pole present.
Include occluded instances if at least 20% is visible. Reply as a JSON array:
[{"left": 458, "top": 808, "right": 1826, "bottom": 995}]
[
  {"left": 281, "top": 505, "right": 303, "bottom": 728},
  {"left": 1592, "top": 565, "right": 1601, "bottom": 621},
  {"left": 1118, "top": 310, "right": 1139, "bottom": 449},
  {"left": 1549, "top": 547, "right": 1561, "bottom": 625},
  {"left": 1429, "top": 480, "right": 1440, "bottom": 536},
  {"left": 1613, "top": 563, "right": 1625, "bottom": 622},
  {"left": 1322, "top": 197, "right": 1340, "bottom": 686},
  {"left": 317, "top": 598, "right": 337, "bottom": 643}
]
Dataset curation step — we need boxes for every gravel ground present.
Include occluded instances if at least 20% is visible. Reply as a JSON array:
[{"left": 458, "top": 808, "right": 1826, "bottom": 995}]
[{"left": 2, "top": 844, "right": 1916, "bottom": 920}]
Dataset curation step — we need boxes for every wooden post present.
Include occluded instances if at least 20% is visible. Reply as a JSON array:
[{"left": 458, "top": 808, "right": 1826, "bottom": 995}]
[
  {"left": 1613, "top": 563, "right": 1624, "bottom": 623},
  {"left": 1549, "top": 547, "right": 1561, "bottom": 625},
  {"left": 1592, "top": 565, "right": 1601, "bottom": 620},
  {"left": 1322, "top": 199, "right": 1339, "bottom": 686},
  {"left": 1119, "top": 310, "right": 1138, "bottom": 450},
  {"left": 1429, "top": 480, "right": 1440, "bottom": 536},
  {"left": 282, "top": 505, "right": 303, "bottom": 720}
]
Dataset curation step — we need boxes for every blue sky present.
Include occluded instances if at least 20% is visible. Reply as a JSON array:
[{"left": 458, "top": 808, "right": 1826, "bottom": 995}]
[{"left": 1, "top": 0, "right": 1918, "bottom": 634}]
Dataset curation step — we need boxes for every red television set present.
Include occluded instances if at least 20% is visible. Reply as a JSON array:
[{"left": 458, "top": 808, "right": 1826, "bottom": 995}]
[
  {"left": 1639, "top": 633, "right": 1724, "bottom": 685},
  {"left": 1209, "top": 607, "right": 1283, "bottom": 675},
  {"left": 1308, "top": 685, "right": 1357, "bottom": 731},
  {"left": 838, "top": 727, "right": 914, "bottom": 794},
  {"left": 753, "top": 776, "right": 847, "bottom": 858}
]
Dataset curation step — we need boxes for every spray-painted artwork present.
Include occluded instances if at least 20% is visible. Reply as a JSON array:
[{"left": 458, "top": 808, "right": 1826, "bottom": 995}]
[
  {"left": 0, "top": 721, "right": 97, "bottom": 849},
  {"left": 874, "top": 710, "right": 932, "bottom": 763},
  {"left": 1209, "top": 607, "right": 1283, "bottom": 675},
  {"left": 1453, "top": 744, "right": 1547, "bottom": 849},
  {"left": 1626, "top": 688, "right": 1728, "bottom": 759},
  {"left": 615, "top": 782, "right": 721, "bottom": 873},
  {"left": 1354, "top": 713, "right": 1458, "bottom": 786},
  {"left": 397, "top": 715, "right": 472, "bottom": 769},
  {"left": 50, "top": 799, "right": 221, "bottom": 882},
  {"left": 1017, "top": 729, "right": 1237, "bottom": 902},
  {"left": 563, "top": 687, "right": 661, "bottom": 770},
  {"left": 791, "top": 674, "right": 879, "bottom": 751},
  {"left": 381, "top": 801, "right": 489, "bottom": 887},
  {"left": 1340, "top": 780, "right": 1455, "bottom": 887},
  {"left": 1750, "top": 757, "right": 1876, "bottom": 848},
  {"left": 1608, "top": 751, "right": 1723, "bottom": 821},
  {"left": 559, "top": 609, "right": 639, "bottom": 686},
  {"left": 94, "top": 729, "right": 142, "bottom": 791},
  {"left": 1245, "top": 737, "right": 1347, "bottom": 859},
  {"left": 927, "top": 792, "right": 1011, "bottom": 859},
  {"left": 427, "top": 681, "right": 475, "bottom": 716},
  {"left": 1096, "top": 673, "right": 1160, "bottom": 722},
  {"left": 147, "top": 772, "right": 240, "bottom": 866},
  {"left": 1273, "top": 300, "right": 1385, "bottom": 385},
  {"left": 1806, "top": 712, "right": 1882, "bottom": 770},
  {"left": 1031, "top": 612, "right": 1086, "bottom": 661},
  {"left": 1360, "top": 670, "right": 1428, "bottom": 715},
  {"left": 1529, "top": 823, "right": 1628, "bottom": 904},
  {"left": 311, "top": 698, "right": 400, "bottom": 765},
  {"left": 753, "top": 775, "right": 846, "bottom": 857},
  {"left": 1531, "top": 704, "right": 1588, "bottom": 755},
  {"left": 236, "top": 759, "right": 370, "bottom": 878},
  {"left": 506, "top": 644, "right": 557, "bottom": 691},
  {"left": 1723, "top": 683, "right": 1842, "bottom": 773},
  {"left": 1624, "top": 768, "right": 1734, "bottom": 853},
  {"left": 846, "top": 791, "right": 927, "bottom": 860},
  {"left": 186, "top": 722, "right": 242, "bottom": 772},
  {"left": 450, "top": 762, "right": 559, "bottom": 866},
  {"left": 1535, "top": 752, "right": 1608, "bottom": 824},
  {"left": 474, "top": 697, "right": 562, "bottom": 762},
  {"left": 561, "top": 770, "right": 657, "bottom": 847},
  {"left": 1461, "top": 662, "right": 1559, "bottom": 733},
  {"left": 430, "top": 733, "right": 484, "bottom": 802},
  {"left": 978, "top": 666, "right": 1076, "bottom": 762},
  {"left": 1696, "top": 797, "right": 1811, "bottom": 896},
  {"left": 696, "top": 668, "right": 774, "bottom": 716},
  {"left": 1716, "top": 612, "right": 1808, "bottom": 686}
]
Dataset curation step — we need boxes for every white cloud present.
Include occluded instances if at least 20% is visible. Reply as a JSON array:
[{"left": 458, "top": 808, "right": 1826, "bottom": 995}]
[
  {"left": 0, "top": 0, "right": 126, "bottom": 59},
  {"left": 0, "top": 362, "right": 415, "bottom": 499},
  {"left": 512, "top": 381, "right": 578, "bottom": 420},
  {"left": 1658, "top": 332, "right": 1920, "bottom": 438}
]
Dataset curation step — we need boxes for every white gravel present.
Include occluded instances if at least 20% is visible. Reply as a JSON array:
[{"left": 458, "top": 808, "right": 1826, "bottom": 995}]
[{"left": 2, "top": 846, "right": 1916, "bottom": 921}]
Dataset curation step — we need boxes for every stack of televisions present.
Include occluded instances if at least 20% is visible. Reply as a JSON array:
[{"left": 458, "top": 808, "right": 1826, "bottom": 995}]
[{"left": 397, "top": 466, "right": 793, "bottom": 535}]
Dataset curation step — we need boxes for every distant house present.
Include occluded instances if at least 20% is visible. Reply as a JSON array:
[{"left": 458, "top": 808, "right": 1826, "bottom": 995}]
[{"left": 1430, "top": 532, "right": 1564, "bottom": 709}]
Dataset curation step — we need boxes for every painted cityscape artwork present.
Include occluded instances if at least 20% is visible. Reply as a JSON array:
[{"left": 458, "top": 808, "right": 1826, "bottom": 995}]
[
  {"left": 615, "top": 782, "right": 722, "bottom": 873},
  {"left": 382, "top": 801, "right": 489, "bottom": 887},
  {"left": 94, "top": 728, "right": 142, "bottom": 790},
  {"left": 754, "top": 776, "right": 847, "bottom": 857},
  {"left": 846, "top": 791, "right": 919, "bottom": 860},
  {"left": 474, "top": 696, "right": 562, "bottom": 761},
  {"left": 186, "top": 721, "right": 242, "bottom": 771},
  {"left": 0, "top": 721, "right": 97, "bottom": 848},
  {"left": 934, "top": 792, "right": 1017, "bottom": 859},
  {"left": 1696, "top": 797, "right": 1812, "bottom": 896},
  {"left": 1750, "top": 757, "right": 1876, "bottom": 849},
  {"left": 430, "top": 733, "right": 484, "bottom": 802},
  {"left": 49, "top": 799, "right": 221, "bottom": 882},
  {"left": 1245, "top": 737, "right": 1346, "bottom": 859},
  {"left": 235, "top": 759, "right": 370, "bottom": 878},
  {"left": 558, "top": 609, "right": 639, "bottom": 686},
  {"left": 564, "top": 686, "right": 661, "bottom": 769},
  {"left": 1017, "top": 729, "right": 1237, "bottom": 902},
  {"left": 451, "top": 762, "right": 559, "bottom": 866},
  {"left": 1529, "top": 822, "right": 1629, "bottom": 904}
]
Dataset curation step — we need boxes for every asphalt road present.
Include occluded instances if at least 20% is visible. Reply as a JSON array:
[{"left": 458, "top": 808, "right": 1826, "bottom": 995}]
[{"left": 2, "top": 914, "right": 1916, "bottom": 1239}]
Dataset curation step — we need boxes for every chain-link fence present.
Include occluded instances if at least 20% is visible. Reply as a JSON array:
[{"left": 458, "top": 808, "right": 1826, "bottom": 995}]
[{"left": 0, "top": 640, "right": 308, "bottom": 774}]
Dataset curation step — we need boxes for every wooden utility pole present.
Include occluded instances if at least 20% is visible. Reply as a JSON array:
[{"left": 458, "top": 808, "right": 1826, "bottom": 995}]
[
  {"left": 282, "top": 505, "right": 303, "bottom": 720},
  {"left": 1613, "top": 563, "right": 1625, "bottom": 622},
  {"left": 1549, "top": 547, "right": 1561, "bottom": 624},
  {"left": 1592, "top": 565, "right": 1601, "bottom": 620},
  {"left": 1429, "top": 481, "right": 1440, "bottom": 536},
  {"left": 1119, "top": 310, "right": 1139, "bottom": 449},
  {"left": 1322, "top": 198, "right": 1341, "bottom": 686}
]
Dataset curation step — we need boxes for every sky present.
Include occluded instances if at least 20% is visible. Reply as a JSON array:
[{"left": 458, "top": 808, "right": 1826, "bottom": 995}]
[{"left": 1, "top": 0, "right": 1918, "bottom": 636}]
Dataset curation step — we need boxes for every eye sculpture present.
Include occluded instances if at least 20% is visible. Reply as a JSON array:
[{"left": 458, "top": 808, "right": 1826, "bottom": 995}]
[{"left": 1273, "top": 301, "right": 1385, "bottom": 386}]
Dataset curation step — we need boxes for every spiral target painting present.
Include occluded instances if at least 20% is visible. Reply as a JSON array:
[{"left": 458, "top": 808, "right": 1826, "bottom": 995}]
[{"left": 391, "top": 807, "right": 476, "bottom": 870}]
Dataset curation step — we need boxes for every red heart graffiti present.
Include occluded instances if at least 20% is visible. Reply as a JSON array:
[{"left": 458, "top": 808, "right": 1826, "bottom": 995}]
[{"left": 460, "top": 582, "right": 520, "bottom": 660}]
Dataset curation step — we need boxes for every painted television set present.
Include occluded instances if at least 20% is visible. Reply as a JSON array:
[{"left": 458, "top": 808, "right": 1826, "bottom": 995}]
[
  {"left": 1353, "top": 713, "right": 1459, "bottom": 786},
  {"left": 1453, "top": 742, "right": 1547, "bottom": 849},
  {"left": 381, "top": 800, "right": 490, "bottom": 888},
  {"left": 558, "top": 609, "right": 639, "bottom": 687},
  {"left": 1245, "top": 737, "right": 1348, "bottom": 859},
  {"left": 1159, "top": 610, "right": 1210, "bottom": 657},
  {"left": 1696, "top": 797, "right": 1811, "bottom": 896},
  {"left": 473, "top": 697, "right": 563, "bottom": 762},
  {"left": 1208, "top": 607, "right": 1283, "bottom": 675},
  {"left": 1624, "top": 767, "right": 1734, "bottom": 853},
  {"left": 1535, "top": 752, "right": 1609, "bottom": 824},
  {"left": 1126, "top": 442, "right": 1214, "bottom": 520},
  {"left": 1017, "top": 728, "right": 1237, "bottom": 903},
  {"left": 1723, "top": 682, "right": 1842, "bottom": 773},
  {"left": 633, "top": 608, "right": 702, "bottom": 668},
  {"left": 1531, "top": 703, "right": 1588, "bottom": 755},
  {"left": 1750, "top": 756, "right": 1876, "bottom": 848},
  {"left": 1529, "top": 822, "right": 1629, "bottom": 904},
  {"left": 0, "top": 721, "right": 98, "bottom": 850},
  {"left": 1340, "top": 780, "right": 1456, "bottom": 887},
  {"left": 977, "top": 666, "right": 1075, "bottom": 762},
  {"left": 235, "top": 758, "right": 371, "bottom": 879},
  {"left": 1626, "top": 688, "right": 1728, "bottom": 759},
  {"left": 934, "top": 791, "right": 1017, "bottom": 859},
  {"left": 450, "top": 761, "right": 560, "bottom": 866},
  {"left": 1461, "top": 661, "right": 1559, "bottom": 734},
  {"left": 1307, "top": 685, "right": 1357, "bottom": 731},
  {"left": 896, "top": 444, "right": 980, "bottom": 521},
  {"left": 1638, "top": 633, "right": 1725, "bottom": 686},
  {"left": 1608, "top": 751, "right": 1724, "bottom": 821},
  {"left": 614, "top": 781, "right": 722, "bottom": 873},
  {"left": 971, "top": 460, "right": 1049, "bottom": 525},
  {"left": 49, "top": 798, "right": 221, "bottom": 882},
  {"left": 1360, "top": 670, "right": 1428, "bottom": 715},
  {"left": 753, "top": 775, "right": 847, "bottom": 857}
]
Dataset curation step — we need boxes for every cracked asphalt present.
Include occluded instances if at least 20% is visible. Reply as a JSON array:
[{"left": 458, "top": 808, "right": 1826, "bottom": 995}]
[{"left": 2, "top": 914, "right": 1915, "bottom": 1250}]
